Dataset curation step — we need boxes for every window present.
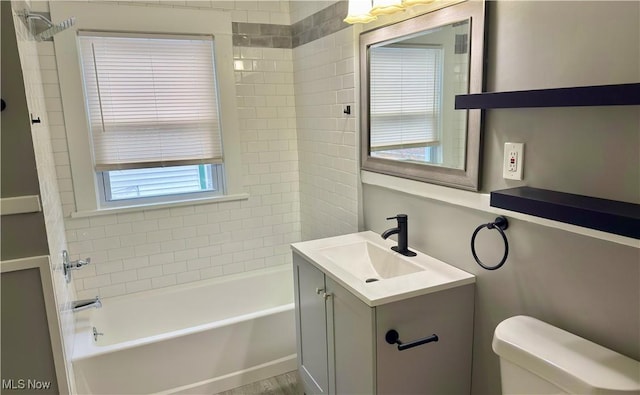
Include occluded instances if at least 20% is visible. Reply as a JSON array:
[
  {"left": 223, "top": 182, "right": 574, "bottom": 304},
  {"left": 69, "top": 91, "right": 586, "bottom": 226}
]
[
  {"left": 104, "top": 164, "right": 223, "bottom": 201},
  {"left": 369, "top": 45, "right": 443, "bottom": 163},
  {"left": 51, "top": 2, "right": 243, "bottom": 215},
  {"left": 78, "top": 33, "right": 225, "bottom": 206}
]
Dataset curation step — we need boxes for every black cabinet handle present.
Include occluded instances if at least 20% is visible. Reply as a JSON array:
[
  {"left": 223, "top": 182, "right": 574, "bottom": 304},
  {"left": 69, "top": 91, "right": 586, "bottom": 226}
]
[{"left": 385, "top": 329, "right": 438, "bottom": 351}]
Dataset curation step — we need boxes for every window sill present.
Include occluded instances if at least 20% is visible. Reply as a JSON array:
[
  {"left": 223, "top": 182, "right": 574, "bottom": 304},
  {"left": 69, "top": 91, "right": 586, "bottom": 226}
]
[
  {"left": 70, "top": 193, "right": 250, "bottom": 218},
  {"left": 361, "top": 170, "right": 640, "bottom": 248}
]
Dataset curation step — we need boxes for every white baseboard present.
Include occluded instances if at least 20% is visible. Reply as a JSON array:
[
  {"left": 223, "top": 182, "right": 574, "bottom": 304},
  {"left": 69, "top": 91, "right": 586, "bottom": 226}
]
[{"left": 154, "top": 354, "right": 297, "bottom": 395}]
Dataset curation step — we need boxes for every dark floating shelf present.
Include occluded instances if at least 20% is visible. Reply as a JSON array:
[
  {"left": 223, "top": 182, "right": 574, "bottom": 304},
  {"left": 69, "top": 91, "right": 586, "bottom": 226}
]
[
  {"left": 490, "top": 187, "right": 640, "bottom": 239},
  {"left": 455, "top": 83, "right": 640, "bottom": 109}
]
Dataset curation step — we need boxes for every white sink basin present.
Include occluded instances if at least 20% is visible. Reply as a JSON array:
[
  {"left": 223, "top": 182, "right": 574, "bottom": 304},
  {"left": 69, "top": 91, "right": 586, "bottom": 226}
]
[
  {"left": 291, "top": 231, "right": 475, "bottom": 306},
  {"left": 316, "top": 241, "right": 424, "bottom": 281}
]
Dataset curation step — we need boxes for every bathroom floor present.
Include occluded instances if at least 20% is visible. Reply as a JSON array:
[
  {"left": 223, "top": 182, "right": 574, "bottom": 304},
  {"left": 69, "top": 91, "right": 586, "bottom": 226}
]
[{"left": 214, "top": 371, "right": 302, "bottom": 395}]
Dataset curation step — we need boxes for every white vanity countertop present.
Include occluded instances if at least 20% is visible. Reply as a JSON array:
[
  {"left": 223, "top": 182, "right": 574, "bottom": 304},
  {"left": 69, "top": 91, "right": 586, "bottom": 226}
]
[{"left": 291, "top": 231, "right": 475, "bottom": 307}]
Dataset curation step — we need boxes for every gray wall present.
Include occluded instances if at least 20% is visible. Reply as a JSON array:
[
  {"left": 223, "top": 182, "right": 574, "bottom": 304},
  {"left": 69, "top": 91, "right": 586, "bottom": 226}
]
[
  {"left": 0, "top": 2, "right": 58, "bottom": 391},
  {"left": 362, "top": 2, "right": 640, "bottom": 394},
  {"left": 1, "top": 1, "right": 49, "bottom": 260},
  {"left": 1, "top": 269, "right": 59, "bottom": 394}
]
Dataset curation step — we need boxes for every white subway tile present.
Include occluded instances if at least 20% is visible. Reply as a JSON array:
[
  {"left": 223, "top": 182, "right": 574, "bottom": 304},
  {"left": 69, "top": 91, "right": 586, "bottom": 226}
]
[
  {"left": 257, "top": 1, "right": 280, "bottom": 12},
  {"left": 245, "top": 258, "right": 266, "bottom": 271},
  {"left": 95, "top": 260, "right": 124, "bottom": 275},
  {"left": 68, "top": 240, "right": 94, "bottom": 254},
  {"left": 76, "top": 289, "right": 98, "bottom": 300},
  {"left": 89, "top": 216, "right": 118, "bottom": 227},
  {"left": 198, "top": 245, "right": 221, "bottom": 258},
  {"left": 66, "top": 218, "right": 91, "bottom": 230},
  {"left": 83, "top": 274, "right": 112, "bottom": 290},
  {"left": 123, "top": 256, "right": 149, "bottom": 270},
  {"left": 193, "top": 203, "right": 219, "bottom": 214},
  {"left": 234, "top": 1, "right": 258, "bottom": 11},
  {"left": 197, "top": 223, "right": 221, "bottom": 236},
  {"left": 143, "top": 208, "right": 171, "bottom": 219},
  {"left": 152, "top": 275, "right": 177, "bottom": 289},
  {"left": 73, "top": 264, "right": 96, "bottom": 279},
  {"left": 137, "top": 265, "right": 163, "bottom": 280},
  {"left": 269, "top": 12, "right": 289, "bottom": 25},
  {"left": 169, "top": 206, "right": 195, "bottom": 217},
  {"left": 185, "top": 235, "right": 210, "bottom": 249},
  {"left": 240, "top": 47, "right": 263, "bottom": 60},
  {"left": 211, "top": 252, "right": 233, "bottom": 266},
  {"left": 99, "top": 284, "right": 127, "bottom": 298},
  {"left": 177, "top": 270, "right": 201, "bottom": 284},
  {"left": 187, "top": 257, "right": 211, "bottom": 271},
  {"left": 220, "top": 262, "right": 243, "bottom": 275},
  {"left": 104, "top": 222, "right": 133, "bottom": 237},
  {"left": 160, "top": 239, "right": 186, "bottom": 253},
  {"left": 147, "top": 229, "right": 173, "bottom": 243},
  {"left": 134, "top": 242, "right": 161, "bottom": 257},
  {"left": 200, "top": 266, "right": 223, "bottom": 279},
  {"left": 120, "top": 233, "right": 148, "bottom": 247},
  {"left": 131, "top": 220, "right": 159, "bottom": 233},
  {"left": 75, "top": 227, "right": 106, "bottom": 241},
  {"left": 230, "top": 9, "right": 248, "bottom": 22},
  {"left": 126, "top": 279, "right": 152, "bottom": 294},
  {"left": 163, "top": 261, "right": 187, "bottom": 275},
  {"left": 247, "top": 10, "right": 270, "bottom": 23},
  {"left": 158, "top": 216, "right": 184, "bottom": 230},
  {"left": 116, "top": 212, "right": 145, "bottom": 223},
  {"left": 149, "top": 252, "right": 174, "bottom": 266},
  {"left": 174, "top": 249, "right": 198, "bottom": 262},
  {"left": 111, "top": 270, "right": 138, "bottom": 284}
]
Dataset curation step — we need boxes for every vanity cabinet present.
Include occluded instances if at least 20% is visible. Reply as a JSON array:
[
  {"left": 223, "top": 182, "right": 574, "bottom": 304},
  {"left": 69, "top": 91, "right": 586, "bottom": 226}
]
[{"left": 293, "top": 252, "right": 475, "bottom": 395}]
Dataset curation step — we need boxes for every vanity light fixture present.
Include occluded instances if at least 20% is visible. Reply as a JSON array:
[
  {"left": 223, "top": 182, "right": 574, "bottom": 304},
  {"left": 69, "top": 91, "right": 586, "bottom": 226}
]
[{"left": 344, "top": 0, "right": 438, "bottom": 24}]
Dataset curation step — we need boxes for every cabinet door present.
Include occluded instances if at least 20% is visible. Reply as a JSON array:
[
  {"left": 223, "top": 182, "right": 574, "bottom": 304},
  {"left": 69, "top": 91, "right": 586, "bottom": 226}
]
[
  {"left": 293, "top": 255, "right": 330, "bottom": 394},
  {"left": 327, "top": 277, "right": 376, "bottom": 395},
  {"left": 376, "top": 284, "right": 474, "bottom": 395}
]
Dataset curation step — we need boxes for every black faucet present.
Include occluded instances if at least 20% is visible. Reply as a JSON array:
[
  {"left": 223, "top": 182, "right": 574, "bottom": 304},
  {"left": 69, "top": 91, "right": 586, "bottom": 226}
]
[{"left": 381, "top": 214, "right": 416, "bottom": 257}]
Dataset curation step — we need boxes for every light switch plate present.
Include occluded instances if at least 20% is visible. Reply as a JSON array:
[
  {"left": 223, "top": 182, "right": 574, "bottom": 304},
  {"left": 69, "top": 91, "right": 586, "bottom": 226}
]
[{"left": 503, "top": 142, "right": 524, "bottom": 180}]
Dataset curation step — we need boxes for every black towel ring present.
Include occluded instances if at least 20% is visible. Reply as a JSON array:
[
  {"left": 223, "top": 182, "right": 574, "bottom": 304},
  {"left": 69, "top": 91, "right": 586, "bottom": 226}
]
[{"left": 471, "top": 216, "right": 509, "bottom": 270}]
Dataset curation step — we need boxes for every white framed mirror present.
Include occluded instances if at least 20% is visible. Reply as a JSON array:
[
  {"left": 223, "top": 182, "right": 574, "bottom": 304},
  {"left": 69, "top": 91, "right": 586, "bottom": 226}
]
[{"left": 360, "top": 1, "right": 486, "bottom": 190}]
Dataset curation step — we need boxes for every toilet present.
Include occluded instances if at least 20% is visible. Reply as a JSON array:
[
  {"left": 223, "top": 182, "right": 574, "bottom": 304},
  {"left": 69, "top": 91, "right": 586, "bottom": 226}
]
[{"left": 492, "top": 315, "right": 640, "bottom": 394}]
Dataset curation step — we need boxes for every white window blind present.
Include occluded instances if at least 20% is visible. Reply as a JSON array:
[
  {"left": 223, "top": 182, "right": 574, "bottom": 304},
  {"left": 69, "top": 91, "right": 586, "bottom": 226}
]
[
  {"left": 369, "top": 45, "right": 442, "bottom": 151},
  {"left": 78, "top": 33, "right": 223, "bottom": 171}
]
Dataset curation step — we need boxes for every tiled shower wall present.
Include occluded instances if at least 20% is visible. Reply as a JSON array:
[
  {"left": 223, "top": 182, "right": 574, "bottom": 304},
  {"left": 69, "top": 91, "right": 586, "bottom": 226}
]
[
  {"left": 36, "top": 0, "right": 360, "bottom": 298},
  {"left": 37, "top": 0, "right": 300, "bottom": 299},
  {"left": 11, "top": 2, "right": 76, "bottom": 391},
  {"left": 292, "top": 2, "right": 360, "bottom": 240}
]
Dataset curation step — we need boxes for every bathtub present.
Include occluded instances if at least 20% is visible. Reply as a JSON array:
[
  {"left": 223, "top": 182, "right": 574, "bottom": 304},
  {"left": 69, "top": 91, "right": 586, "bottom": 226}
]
[{"left": 72, "top": 265, "right": 297, "bottom": 394}]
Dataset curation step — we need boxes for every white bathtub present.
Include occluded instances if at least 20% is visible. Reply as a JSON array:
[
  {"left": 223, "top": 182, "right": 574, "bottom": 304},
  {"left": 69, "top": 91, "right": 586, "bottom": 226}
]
[{"left": 72, "top": 265, "right": 297, "bottom": 394}]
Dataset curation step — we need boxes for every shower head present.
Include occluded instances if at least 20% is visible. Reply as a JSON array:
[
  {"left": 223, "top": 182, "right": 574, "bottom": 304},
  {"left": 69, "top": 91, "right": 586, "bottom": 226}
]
[
  {"left": 34, "top": 17, "right": 76, "bottom": 41},
  {"left": 19, "top": 11, "right": 76, "bottom": 41}
]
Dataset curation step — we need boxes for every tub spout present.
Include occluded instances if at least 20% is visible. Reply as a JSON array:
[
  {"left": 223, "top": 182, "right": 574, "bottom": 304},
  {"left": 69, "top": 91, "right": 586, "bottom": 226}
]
[{"left": 72, "top": 296, "right": 102, "bottom": 312}]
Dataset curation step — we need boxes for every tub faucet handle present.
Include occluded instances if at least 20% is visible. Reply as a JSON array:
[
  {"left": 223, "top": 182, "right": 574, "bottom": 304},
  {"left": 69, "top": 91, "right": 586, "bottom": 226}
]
[
  {"left": 63, "top": 250, "right": 91, "bottom": 283},
  {"left": 69, "top": 256, "right": 91, "bottom": 269},
  {"left": 92, "top": 326, "right": 104, "bottom": 342},
  {"left": 63, "top": 250, "right": 91, "bottom": 270}
]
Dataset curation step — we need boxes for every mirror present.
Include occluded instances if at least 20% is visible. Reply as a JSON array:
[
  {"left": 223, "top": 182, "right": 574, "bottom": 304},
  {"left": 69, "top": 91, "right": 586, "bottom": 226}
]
[{"left": 360, "top": 1, "right": 485, "bottom": 190}]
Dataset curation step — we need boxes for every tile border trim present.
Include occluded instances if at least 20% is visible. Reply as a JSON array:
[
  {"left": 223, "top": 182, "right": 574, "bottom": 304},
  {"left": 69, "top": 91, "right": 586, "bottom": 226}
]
[{"left": 233, "top": 1, "right": 350, "bottom": 49}]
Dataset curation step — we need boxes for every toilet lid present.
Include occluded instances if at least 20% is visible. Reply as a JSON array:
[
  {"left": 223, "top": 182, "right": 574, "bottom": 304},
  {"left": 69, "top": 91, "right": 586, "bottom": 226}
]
[{"left": 492, "top": 315, "right": 640, "bottom": 394}]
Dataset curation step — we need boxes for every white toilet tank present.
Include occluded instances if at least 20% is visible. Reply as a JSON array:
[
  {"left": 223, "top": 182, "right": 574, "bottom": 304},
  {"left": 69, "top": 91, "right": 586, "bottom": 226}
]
[{"left": 492, "top": 315, "right": 640, "bottom": 394}]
